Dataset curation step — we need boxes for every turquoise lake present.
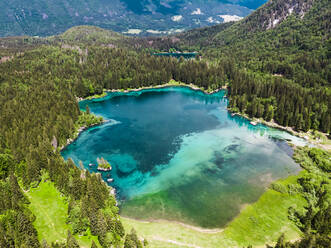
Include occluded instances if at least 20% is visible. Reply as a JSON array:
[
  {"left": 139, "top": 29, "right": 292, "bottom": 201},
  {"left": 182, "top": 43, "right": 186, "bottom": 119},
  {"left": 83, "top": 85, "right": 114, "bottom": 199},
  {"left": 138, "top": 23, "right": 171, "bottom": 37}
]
[{"left": 62, "top": 86, "right": 306, "bottom": 228}]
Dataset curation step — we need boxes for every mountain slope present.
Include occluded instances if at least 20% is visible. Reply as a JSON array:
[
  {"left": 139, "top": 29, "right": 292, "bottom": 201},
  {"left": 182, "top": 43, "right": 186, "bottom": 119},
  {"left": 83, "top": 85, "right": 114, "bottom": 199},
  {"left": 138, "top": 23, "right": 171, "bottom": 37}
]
[
  {"left": 216, "top": 0, "right": 331, "bottom": 133},
  {"left": 0, "top": 0, "right": 267, "bottom": 37},
  {"left": 169, "top": 0, "right": 329, "bottom": 49}
]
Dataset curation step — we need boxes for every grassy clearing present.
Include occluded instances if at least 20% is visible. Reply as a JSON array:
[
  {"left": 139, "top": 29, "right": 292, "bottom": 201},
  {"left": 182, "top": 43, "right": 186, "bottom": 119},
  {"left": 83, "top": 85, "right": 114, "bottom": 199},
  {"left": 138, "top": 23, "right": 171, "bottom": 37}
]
[
  {"left": 122, "top": 172, "right": 306, "bottom": 248},
  {"left": 25, "top": 180, "right": 100, "bottom": 247}
]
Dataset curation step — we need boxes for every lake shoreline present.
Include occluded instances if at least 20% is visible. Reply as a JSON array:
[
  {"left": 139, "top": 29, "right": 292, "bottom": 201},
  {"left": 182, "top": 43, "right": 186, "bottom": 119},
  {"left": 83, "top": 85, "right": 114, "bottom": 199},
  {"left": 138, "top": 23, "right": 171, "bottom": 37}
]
[
  {"left": 228, "top": 110, "right": 329, "bottom": 151},
  {"left": 60, "top": 119, "right": 109, "bottom": 152},
  {"left": 65, "top": 85, "right": 316, "bottom": 234},
  {"left": 76, "top": 81, "right": 228, "bottom": 102},
  {"left": 77, "top": 83, "right": 321, "bottom": 150}
]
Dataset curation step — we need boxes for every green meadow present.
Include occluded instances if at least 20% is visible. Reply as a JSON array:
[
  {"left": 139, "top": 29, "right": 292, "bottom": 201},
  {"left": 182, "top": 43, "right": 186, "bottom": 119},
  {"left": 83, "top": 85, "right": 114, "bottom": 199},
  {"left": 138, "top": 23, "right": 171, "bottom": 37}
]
[{"left": 25, "top": 180, "right": 100, "bottom": 248}]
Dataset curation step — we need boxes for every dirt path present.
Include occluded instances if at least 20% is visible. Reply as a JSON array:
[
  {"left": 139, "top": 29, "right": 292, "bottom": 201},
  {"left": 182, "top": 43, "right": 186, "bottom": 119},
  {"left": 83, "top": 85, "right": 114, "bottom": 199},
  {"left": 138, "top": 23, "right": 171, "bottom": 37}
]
[{"left": 122, "top": 217, "right": 223, "bottom": 234}]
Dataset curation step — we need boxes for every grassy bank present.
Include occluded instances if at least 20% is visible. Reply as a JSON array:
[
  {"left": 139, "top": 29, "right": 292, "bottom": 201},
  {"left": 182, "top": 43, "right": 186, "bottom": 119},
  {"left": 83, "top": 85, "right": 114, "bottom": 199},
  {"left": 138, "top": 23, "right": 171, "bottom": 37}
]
[
  {"left": 122, "top": 172, "right": 306, "bottom": 248},
  {"left": 25, "top": 180, "right": 100, "bottom": 247}
]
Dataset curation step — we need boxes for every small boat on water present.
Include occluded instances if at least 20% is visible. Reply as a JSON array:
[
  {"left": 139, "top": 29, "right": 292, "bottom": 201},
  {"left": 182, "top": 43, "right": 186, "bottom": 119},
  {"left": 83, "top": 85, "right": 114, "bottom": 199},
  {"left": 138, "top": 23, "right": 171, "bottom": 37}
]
[
  {"left": 89, "top": 163, "right": 96, "bottom": 167},
  {"left": 107, "top": 178, "right": 114, "bottom": 183},
  {"left": 250, "top": 121, "right": 257, "bottom": 126},
  {"left": 231, "top": 113, "right": 236, "bottom": 117}
]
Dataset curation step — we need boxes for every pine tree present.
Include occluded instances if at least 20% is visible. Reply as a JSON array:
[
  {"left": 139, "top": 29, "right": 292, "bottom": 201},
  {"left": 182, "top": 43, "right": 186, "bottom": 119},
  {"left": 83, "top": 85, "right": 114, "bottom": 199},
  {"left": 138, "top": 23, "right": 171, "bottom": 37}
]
[
  {"left": 124, "top": 235, "right": 135, "bottom": 248},
  {"left": 9, "top": 173, "right": 26, "bottom": 208},
  {"left": 274, "top": 234, "right": 286, "bottom": 248},
  {"left": 91, "top": 240, "right": 97, "bottom": 248},
  {"left": 0, "top": 150, "right": 14, "bottom": 179},
  {"left": 66, "top": 230, "right": 80, "bottom": 248},
  {"left": 42, "top": 239, "right": 51, "bottom": 248}
]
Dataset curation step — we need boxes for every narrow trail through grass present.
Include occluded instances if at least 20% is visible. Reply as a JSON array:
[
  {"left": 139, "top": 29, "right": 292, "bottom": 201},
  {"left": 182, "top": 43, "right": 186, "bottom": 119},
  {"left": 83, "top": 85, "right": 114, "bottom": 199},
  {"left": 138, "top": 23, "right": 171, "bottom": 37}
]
[{"left": 121, "top": 217, "right": 223, "bottom": 234}]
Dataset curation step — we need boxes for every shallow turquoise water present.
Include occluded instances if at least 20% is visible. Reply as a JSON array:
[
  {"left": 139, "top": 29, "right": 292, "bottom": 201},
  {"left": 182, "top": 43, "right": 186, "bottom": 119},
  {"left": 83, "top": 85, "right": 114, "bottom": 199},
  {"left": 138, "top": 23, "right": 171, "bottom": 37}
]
[{"left": 62, "top": 86, "right": 305, "bottom": 228}]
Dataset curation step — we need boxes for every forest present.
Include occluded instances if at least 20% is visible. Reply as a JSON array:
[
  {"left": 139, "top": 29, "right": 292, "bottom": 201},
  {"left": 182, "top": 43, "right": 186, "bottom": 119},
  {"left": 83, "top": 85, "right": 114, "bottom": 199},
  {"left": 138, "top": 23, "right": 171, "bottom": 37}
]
[{"left": 0, "top": 0, "right": 330, "bottom": 247}]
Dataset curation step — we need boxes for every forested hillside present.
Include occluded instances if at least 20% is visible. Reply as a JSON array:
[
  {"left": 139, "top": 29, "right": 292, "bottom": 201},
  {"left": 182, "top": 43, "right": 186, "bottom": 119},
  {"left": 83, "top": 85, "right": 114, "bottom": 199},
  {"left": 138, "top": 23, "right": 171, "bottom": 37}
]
[
  {"left": 169, "top": 0, "right": 331, "bottom": 133},
  {"left": 223, "top": 0, "right": 330, "bottom": 133}
]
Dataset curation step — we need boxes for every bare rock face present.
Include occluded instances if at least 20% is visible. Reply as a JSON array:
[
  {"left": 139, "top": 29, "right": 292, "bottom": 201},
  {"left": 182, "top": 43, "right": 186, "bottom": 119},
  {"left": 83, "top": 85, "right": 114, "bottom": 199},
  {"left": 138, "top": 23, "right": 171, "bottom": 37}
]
[
  {"left": 241, "top": 0, "right": 315, "bottom": 31},
  {"left": 264, "top": 0, "right": 315, "bottom": 29}
]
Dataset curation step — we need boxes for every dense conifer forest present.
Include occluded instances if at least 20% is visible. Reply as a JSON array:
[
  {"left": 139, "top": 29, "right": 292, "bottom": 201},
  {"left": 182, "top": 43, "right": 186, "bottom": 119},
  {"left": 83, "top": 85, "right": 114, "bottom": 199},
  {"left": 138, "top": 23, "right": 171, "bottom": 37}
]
[{"left": 0, "top": 0, "right": 330, "bottom": 247}]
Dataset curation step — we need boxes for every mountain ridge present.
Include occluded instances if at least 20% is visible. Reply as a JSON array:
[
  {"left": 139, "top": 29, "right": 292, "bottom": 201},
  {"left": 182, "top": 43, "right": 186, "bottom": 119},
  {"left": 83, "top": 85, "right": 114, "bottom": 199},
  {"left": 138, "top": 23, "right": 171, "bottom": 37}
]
[{"left": 0, "top": 0, "right": 267, "bottom": 37}]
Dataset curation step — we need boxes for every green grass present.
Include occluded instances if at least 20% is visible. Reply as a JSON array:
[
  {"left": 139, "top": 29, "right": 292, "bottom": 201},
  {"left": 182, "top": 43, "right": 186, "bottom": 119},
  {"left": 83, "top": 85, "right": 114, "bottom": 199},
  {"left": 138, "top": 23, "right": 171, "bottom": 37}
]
[
  {"left": 122, "top": 172, "right": 306, "bottom": 248},
  {"left": 222, "top": 173, "right": 305, "bottom": 246},
  {"left": 85, "top": 91, "right": 108, "bottom": 100},
  {"left": 26, "top": 180, "right": 100, "bottom": 247}
]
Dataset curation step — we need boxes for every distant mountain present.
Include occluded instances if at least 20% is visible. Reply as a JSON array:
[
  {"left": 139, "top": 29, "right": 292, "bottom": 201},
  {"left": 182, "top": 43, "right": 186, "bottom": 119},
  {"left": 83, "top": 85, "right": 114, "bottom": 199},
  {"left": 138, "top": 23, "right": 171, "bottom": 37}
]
[
  {"left": 0, "top": 0, "right": 267, "bottom": 37},
  {"left": 163, "top": 0, "right": 329, "bottom": 52}
]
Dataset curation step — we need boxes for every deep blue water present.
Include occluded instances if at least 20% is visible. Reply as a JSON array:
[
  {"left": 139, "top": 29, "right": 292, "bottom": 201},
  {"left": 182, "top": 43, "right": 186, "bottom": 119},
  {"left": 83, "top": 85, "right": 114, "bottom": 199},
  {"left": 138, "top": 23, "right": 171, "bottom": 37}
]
[{"left": 62, "top": 87, "right": 305, "bottom": 228}]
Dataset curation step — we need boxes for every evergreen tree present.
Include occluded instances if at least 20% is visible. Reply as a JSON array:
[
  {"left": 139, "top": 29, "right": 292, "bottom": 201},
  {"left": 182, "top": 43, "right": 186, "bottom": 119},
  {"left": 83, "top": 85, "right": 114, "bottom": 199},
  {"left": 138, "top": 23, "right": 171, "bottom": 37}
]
[
  {"left": 42, "top": 239, "right": 51, "bottom": 248},
  {"left": 91, "top": 241, "right": 97, "bottom": 248},
  {"left": 66, "top": 230, "right": 80, "bottom": 248}
]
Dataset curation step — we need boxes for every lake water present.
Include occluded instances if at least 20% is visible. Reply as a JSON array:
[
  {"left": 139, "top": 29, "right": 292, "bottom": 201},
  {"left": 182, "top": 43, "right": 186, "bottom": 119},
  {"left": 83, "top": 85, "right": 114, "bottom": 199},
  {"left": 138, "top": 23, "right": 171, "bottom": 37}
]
[
  {"left": 62, "top": 86, "right": 305, "bottom": 228},
  {"left": 153, "top": 52, "right": 198, "bottom": 59}
]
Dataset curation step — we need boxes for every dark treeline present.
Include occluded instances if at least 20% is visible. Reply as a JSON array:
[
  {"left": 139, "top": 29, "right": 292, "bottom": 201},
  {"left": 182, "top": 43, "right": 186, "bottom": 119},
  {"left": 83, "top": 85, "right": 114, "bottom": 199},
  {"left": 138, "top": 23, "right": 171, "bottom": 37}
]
[
  {"left": 3, "top": 42, "right": 329, "bottom": 135},
  {"left": 0, "top": 173, "right": 40, "bottom": 247},
  {"left": 228, "top": 73, "right": 330, "bottom": 133}
]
